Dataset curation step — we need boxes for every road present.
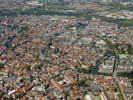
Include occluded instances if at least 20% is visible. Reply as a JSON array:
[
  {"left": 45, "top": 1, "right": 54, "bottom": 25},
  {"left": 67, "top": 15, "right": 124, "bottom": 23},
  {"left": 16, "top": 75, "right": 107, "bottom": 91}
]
[
  {"left": 123, "top": 32, "right": 133, "bottom": 68},
  {"left": 113, "top": 49, "right": 127, "bottom": 100},
  {"left": 116, "top": 79, "right": 127, "bottom": 100}
]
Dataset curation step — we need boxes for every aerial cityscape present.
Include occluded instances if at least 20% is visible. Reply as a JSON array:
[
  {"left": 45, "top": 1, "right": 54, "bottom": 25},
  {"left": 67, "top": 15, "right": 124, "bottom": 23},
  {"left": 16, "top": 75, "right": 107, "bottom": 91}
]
[{"left": 0, "top": 0, "right": 133, "bottom": 100}]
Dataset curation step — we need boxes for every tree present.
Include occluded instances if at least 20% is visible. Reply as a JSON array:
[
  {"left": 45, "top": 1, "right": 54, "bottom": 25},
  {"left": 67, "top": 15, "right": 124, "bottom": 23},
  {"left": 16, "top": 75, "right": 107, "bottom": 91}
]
[
  {"left": 131, "top": 80, "right": 133, "bottom": 87},
  {"left": 0, "top": 90, "right": 4, "bottom": 98},
  {"left": 0, "top": 62, "right": 4, "bottom": 68},
  {"left": 64, "top": 91, "right": 69, "bottom": 100}
]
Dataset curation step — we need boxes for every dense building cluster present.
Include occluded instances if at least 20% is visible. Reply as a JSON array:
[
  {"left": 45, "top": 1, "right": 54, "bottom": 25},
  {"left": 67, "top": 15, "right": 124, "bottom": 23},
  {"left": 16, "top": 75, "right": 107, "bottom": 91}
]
[
  {"left": 0, "top": 14, "right": 133, "bottom": 100},
  {"left": 0, "top": 0, "right": 133, "bottom": 100}
]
